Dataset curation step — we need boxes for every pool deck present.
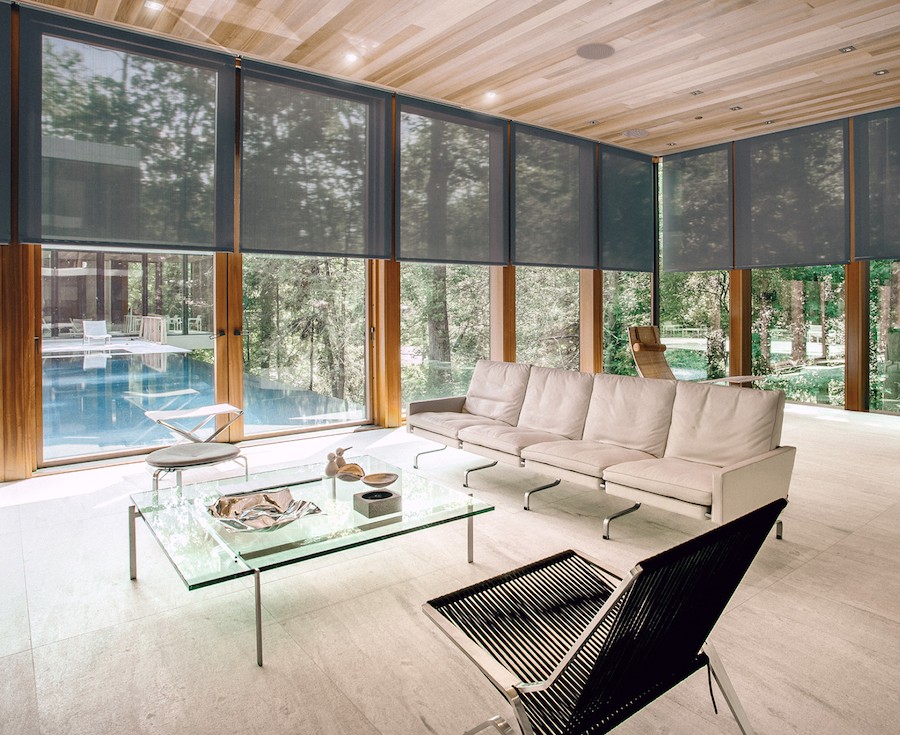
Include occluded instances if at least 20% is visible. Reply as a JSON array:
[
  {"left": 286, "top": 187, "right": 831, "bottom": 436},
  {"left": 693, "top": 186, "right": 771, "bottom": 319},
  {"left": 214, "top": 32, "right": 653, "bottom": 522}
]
[{"left": 42, "top": 337, "right": 192, "bottom": 357}]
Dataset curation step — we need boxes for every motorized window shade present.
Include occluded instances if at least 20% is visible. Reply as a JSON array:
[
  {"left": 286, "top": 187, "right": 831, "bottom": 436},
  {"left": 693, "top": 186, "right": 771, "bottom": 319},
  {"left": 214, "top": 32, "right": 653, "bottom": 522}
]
[
  {"left": 512, "top": 124, "right": 597, "bottom": 268},
  {"left": 240, "top": 60, "right": 391, "bottom": 258},
  {"left": 599, "top": 146, "right": 655, "bottom": 272},
  {"left": 661, "top": 145, "right": 733, "bottom": 272},
  {"left": 396, "top": 98, "right": 508, "bottom": 264},
  {"left": 734, "top": 120, "right": 849, "bottom": 268},
  {"left": 18, "top": 8, "right": 235, "bottom": 251},
  {"left": 854, "top": 106, "right": 900, "bottom": 261},
  {"left": 0, "top": 1, "right": 10, "bottom": 244}
]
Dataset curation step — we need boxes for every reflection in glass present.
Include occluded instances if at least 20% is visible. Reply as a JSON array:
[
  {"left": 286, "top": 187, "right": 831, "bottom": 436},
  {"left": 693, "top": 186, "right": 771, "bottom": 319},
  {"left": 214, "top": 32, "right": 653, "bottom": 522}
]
[
  {"left": 400, "top": 263, "right": 489, "bottom": 405},
  {"left": 241, "top": 255, "right": 367, "bottom": 434}
]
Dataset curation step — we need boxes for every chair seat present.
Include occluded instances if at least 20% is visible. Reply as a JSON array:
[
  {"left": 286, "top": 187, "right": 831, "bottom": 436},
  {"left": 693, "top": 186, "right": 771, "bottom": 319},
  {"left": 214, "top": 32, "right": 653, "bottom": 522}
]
[{"left": 146, "top": 443, "right": 240, "bottom": 469}]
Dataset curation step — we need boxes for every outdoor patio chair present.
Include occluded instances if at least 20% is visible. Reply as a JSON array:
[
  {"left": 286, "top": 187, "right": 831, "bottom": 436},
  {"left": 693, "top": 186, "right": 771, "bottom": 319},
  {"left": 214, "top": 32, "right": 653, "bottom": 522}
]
[
  {"left": 629, "top": 325, "right": 765, "bottom": 385},
  {"left": 82, "top": 320, "right": 112, "bottom": 349},
  {"left": 424, "top": 498, "right": 786, "bottom": 735}
]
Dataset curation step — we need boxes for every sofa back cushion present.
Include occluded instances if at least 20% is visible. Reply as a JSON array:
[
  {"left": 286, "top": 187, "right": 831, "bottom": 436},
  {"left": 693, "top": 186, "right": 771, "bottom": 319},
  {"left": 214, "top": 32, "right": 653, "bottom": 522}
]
[
  {"left": 665, "top": 381, "right": 785, "bottom": 467},
  {"left": 517, "top": 366, "right": 595, "bottom": 438},
  {"left": 463, "top": 360, "right": 531, "bottom": 425},
  {"left": 582, "top": 373, "right": 676, "bottom": 456}
]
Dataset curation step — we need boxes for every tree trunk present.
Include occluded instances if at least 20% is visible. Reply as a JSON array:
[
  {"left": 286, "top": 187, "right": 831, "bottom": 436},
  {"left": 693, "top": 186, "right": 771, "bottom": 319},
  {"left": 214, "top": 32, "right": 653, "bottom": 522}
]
[
  {"left": 790, "top": 279, "right": 806, "bottom": 363},
  {"left": 425, "top": 122, "right": 452, "bottom": 390}
]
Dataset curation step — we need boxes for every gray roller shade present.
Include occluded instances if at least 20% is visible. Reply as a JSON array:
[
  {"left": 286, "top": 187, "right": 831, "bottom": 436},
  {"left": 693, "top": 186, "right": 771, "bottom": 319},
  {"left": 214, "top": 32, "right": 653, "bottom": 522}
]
[
  {"left": 240, "top": 60, "right": 391, "bottom": 258},
  {"left": 18, "top": 7, "right": 235, "bottom": 251},
  {"left": 396, "top": 97, "right": 508, "bottom": 264},
  {"left": 0, "top": 1, "right": 9, "bottom": 244},
  {"left": 600, "top": 145, "right": 655, "bottom": 272},
  {"left": 662, "top": 145, "right": 733, "bottom": 272},
  {"left": 512, "top": 124, "right": 597, "bottom": 268},
  {"left": 854, "top": 106, "right": 900, "bottom": 261},
  {"left": 734, "top": 120, "right": 849, "bottom": 268}
]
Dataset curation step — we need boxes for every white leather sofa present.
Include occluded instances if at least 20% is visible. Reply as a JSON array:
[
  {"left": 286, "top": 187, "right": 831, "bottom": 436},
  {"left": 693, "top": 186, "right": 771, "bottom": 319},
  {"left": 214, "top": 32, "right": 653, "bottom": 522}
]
[{"left": 407, "top": 359, "right": 795, "bottom": 538}]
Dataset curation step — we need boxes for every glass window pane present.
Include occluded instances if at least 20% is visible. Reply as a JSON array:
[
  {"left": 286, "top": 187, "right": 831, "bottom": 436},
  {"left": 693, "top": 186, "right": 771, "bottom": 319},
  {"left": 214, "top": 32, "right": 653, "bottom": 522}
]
[
  {"left": 241, "top": 254, "right": 367, "bottom": 434},
  {"left": 400, "top": 263, "right": 489, "bottom": 405},
  {"left": 751, "top": 266, "right": 845, "bottom": 406},
  {"left": 516, "top": 267, "right": 580, "bottom": 369},
  {"left": 513, "top": 126, "right": 596, "bottom": 268},
  {"left": 36, "top": 35, "right": 218, "bottom": 247},
  {"left": 735, "top": 121, "right": 848, "bottom": 267},
  {"left": 41, "top": 248, "right": 215, "bottom": 461},
  {"left": 240, "top": 67, "right": 389, "bottom": 257},
  {"left": 870, "top": 260, "right": 900, "bottom": 413},
  {"left": 602, "top": 271, "right": 652, "bottom": 375},
  {"left": 398, "top": 102, "right": 506, "bottom": 264},
  {"left": 659, "top": 271, "right": 731, "bottom": 380}
]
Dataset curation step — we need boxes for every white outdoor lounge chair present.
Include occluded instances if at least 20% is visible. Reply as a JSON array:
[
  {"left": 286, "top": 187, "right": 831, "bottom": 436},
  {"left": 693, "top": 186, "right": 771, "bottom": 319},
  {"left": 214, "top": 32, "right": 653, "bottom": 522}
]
[{"left": 82, "top": 320, "right": 112, "bottom": 349}]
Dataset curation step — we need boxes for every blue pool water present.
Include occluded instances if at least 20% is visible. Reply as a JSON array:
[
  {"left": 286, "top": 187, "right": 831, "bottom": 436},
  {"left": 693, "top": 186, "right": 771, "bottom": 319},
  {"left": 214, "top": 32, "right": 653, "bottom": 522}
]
[{"left": 42, "top": 352, "right": 365, "bottom": 461}]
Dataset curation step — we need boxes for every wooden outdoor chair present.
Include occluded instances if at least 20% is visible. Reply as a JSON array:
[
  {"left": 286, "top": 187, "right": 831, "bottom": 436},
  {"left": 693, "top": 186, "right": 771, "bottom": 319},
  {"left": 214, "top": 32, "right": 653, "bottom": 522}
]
[{"left": 424, "top": 498, "right": 786, "bottom": 735}]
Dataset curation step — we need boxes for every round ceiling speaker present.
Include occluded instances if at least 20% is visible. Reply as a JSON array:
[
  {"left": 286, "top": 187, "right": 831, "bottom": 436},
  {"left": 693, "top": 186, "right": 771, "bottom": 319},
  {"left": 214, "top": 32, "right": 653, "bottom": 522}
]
[
  {"left": 576, "top": 43, "right": 615, "bottom": 60},
  {"left": 622, "top": 129, "right": 649, "bottom": 138}
]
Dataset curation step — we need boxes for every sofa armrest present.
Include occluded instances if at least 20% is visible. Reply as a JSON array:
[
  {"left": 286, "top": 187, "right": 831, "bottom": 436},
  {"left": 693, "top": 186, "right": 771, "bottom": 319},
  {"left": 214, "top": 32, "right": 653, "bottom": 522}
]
[
  {"left": 711, "top": 445, "right": 796, "bottom": 525},
  {"left": 407, "top": 395, "right": 466, "bottom": 416}
]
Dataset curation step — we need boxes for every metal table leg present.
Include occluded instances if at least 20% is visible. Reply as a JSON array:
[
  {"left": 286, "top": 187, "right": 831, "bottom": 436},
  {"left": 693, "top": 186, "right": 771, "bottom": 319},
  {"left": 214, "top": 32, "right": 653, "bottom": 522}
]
[
  {"left": 467, "top": 493, "right": 474, "bottom": 564},
  {"left": 255, "top": 570, "right": 263, "bottom": 667},
  {"left": 129, "top": 505, "right": 140, "bottom": 580}
]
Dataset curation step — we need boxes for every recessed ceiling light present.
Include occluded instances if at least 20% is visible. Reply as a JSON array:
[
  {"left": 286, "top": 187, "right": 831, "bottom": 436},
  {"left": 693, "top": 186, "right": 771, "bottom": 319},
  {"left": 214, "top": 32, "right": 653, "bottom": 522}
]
[
  {"left": 694, "top": 116, "right": 703, "bottom": 120},
  {"left": 344, "top": 52, "right": 359, "bottom": 62},
  {"left": 589, "top": 120, "right": 598, "bottom": 125},
  {"left": 622, "top": 129, "right": 648, "bottom": 138},
  {"left": 839, "top": 45, "right": 856, "bottom": 53},
  {"left": 666, "top": 143, "right": 677, "bottom": 147},
  {"left": 690, "top": 90, "right": 704, "bottom": 96},
  {"left": 576, "top": 43, "right": 615, "bottom": 60},
  {"left": 730, "top": 106, "right": 743, "bottom": 111},
  {"left": 874, "top": 69, "right": 890, "bottom": 76},
  {"left": 765, "top": 120, "right": 775, "bottom": 124},
  {"left": 145, "top": 0, "right": 164, "bottom": 10},
  {"left": 485, "top": 91, "right": 498, "bottom": 100}
]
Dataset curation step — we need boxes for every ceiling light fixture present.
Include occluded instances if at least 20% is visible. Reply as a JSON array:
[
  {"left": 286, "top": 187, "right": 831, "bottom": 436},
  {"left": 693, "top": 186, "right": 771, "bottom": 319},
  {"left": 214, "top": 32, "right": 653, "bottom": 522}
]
[
  {"left": 839, "top": 45, "right": 856, "bottom": 53},
  {"left": 690, "top": 90, "right": 704, "bottom": 96},
  {"left": 485, "top": 91, "right": 497, "bottom": 100},
  {"left": 145, "top": 0, "right": 164, "bottom": 10},
  {"left": 695, "top": 116, "right": 703, "bottom": 120},
  {"left": 765, "top": 120, "right": 775, "bottom": 124},
  {"left": 576, "top": 43, "right": 615, "bottom": 60},
  {"left": 874, "top": 69, "right": 889, "bottom": 76},
  {"left": 344, "top": 52, "right": 359, "bottom": 62},
  {"left": 730, "top": 106, "right": 743, "bottom": 111},
  {"left": 666, "top": 143, "right": 677, "bottom": 147}
]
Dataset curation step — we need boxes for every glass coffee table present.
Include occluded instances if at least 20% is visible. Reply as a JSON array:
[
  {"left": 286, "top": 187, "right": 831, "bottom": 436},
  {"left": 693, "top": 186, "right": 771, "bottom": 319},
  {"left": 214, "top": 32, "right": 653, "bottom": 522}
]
[{"left": 128, "top": 456, "right": 493, "bottom": 665}]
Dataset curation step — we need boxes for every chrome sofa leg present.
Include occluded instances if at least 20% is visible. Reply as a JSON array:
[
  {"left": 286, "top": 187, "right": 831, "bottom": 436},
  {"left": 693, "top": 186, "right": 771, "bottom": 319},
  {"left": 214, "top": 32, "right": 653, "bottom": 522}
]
[
  {"left": 463, "top": 461, "right": 498, "bottom": 488},
  {"left": 524, "top": 479, "right": 561, "bottom": 510},
  {"left": 463, "top": 716, "right": 514, "bottom": 735},
  {"left": 413, "top": 444, "right": 446, "bottom": 469},
  {"left": 602, "top": 502, "right": 641, "bottom": 540}
]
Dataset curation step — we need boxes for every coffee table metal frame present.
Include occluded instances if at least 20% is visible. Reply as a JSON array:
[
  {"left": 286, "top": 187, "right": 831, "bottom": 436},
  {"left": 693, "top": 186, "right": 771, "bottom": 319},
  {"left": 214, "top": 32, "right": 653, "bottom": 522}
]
[{"left": 128, "top": 456, "right": 493, "bottom": 666}]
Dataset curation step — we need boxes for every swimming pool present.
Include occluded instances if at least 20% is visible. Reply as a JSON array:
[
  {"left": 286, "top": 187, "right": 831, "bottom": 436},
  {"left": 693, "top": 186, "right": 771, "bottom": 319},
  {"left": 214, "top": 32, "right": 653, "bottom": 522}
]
[{"left": 42, "top": 352, "right": 366, "bottom": 461}]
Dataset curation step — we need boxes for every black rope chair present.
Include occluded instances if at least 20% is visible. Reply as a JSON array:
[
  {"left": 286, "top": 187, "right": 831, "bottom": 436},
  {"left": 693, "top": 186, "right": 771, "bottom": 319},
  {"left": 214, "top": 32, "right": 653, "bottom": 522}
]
[{"left": 424, "top": 498, "right": 786, "bottom": 735}]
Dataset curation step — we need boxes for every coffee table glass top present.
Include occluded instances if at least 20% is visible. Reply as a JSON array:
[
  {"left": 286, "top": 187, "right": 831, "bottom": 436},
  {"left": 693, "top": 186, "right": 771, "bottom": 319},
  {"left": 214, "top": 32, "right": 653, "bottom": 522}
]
[{"left": 130, "top": 455, "right": 493, "bottom": 590}]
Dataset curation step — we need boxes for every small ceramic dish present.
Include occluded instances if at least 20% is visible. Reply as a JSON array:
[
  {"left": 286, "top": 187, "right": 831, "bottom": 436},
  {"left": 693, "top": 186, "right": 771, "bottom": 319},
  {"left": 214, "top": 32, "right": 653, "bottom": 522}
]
[{"left": 361, "top": 472, "right": 399, "bottom": 488}]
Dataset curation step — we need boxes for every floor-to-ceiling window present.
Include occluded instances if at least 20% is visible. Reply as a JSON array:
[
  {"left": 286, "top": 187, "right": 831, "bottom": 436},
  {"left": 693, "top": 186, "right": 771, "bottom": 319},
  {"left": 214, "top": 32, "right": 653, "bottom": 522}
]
[
  {"left": 869, "top": 261, "right": 900, "bottom": 412},
  {"left": 602, "top": 270, "right": 653, "bottom": 375},
  {"left": 515, "top": 266, "right": 580, "bottom": 369},
  {"left": 400, "top": 263, "right": 489, "bottom": 404}
]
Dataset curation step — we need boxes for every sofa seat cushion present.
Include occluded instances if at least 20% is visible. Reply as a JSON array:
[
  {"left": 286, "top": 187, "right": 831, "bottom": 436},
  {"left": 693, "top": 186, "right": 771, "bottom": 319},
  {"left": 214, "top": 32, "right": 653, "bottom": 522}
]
[
  {"left": 463, "top": 360, "right": 532, "bottom": 425},
  {"left": 522, "top": 440, "right": 655, "bottom": 478},
  {"left": 516, "top": 366, "right": 595, "bottom": 439},
  {"left": 603, "top": 457, "right": 717, "bottom": 507},
  {"left": 407, "top": 411, "right": 508, "bottom": 440},
  {"left": 458, "top": 424, "right": 568, "bottom": 456}
]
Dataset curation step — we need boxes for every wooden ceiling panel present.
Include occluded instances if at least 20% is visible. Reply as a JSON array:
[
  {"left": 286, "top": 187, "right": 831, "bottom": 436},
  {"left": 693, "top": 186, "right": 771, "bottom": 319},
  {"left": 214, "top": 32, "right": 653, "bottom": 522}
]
[{"left": 19, "top": 0, "right": 900, "bottom": 154}]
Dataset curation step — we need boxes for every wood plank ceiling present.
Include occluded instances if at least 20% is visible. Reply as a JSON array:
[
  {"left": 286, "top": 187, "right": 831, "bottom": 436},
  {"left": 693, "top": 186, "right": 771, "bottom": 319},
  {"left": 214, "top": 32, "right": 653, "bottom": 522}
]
[{"left": 23, "top": 0, "right": 900, "bottom": 155}]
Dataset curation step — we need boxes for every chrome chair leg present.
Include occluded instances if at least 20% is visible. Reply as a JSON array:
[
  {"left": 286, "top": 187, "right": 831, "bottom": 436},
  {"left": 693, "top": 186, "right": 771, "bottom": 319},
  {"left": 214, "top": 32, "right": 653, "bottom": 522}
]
[
  {"left": 602, "top": 502, "right": 641, "bottom": 539},
  {"left": 463, "top": 460, "right": 498, "bottom": 488},
  {"left": 463, "top": 716, "right": 514, "bottom": 735},
  {"left": 413, "top": 444, "right": 446, "bottom": 469},
  {"left": 523, "top": 478, "right": 561, "bottom": 510}
]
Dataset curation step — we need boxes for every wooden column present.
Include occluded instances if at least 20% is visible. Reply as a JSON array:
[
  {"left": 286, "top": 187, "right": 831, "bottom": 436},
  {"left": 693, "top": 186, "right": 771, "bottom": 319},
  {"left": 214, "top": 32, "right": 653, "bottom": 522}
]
[
  {"left": 729, "top": 268, "right": 752, "bottom": 378},
  {"left": 579, "top": 269, "right": 603, "bottom": 373},
  {"left": 214, "top": 252, "right": 244, "bottom": 441},
  {"left": 490, "top": 264, "right": 515, "bottom": 362},
  {"left": 845, "top": 260, "right": 869, "bottom": 412},
  {"left": 0, "top": 244, "right": 39, "bottom": 480},
  {"left": 369, "top": 259, "right": 401, "bottom": 427}
]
